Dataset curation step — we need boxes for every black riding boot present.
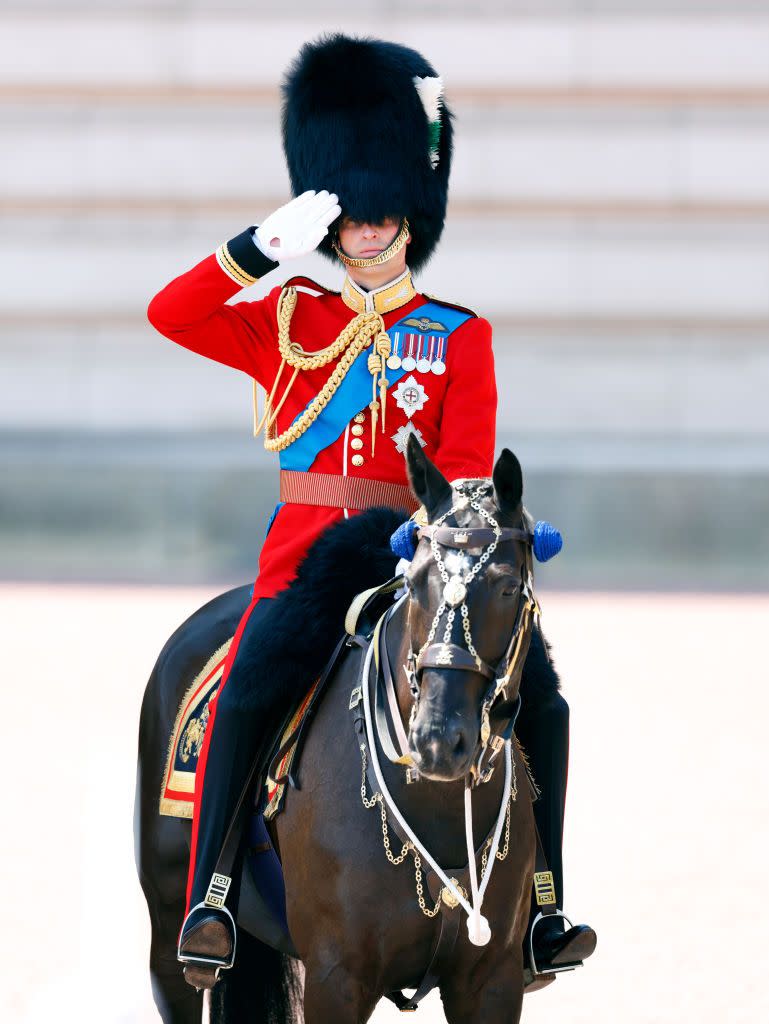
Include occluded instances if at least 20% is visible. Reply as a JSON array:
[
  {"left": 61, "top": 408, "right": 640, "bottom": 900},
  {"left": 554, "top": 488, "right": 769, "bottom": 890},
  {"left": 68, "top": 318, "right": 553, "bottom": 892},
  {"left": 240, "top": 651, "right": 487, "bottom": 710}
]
[
  {"left": 515, "top": 690, "right": 596, "bottom": 974},
  {"left": 179, "top": 597, "right": 290, "bottom": 987}
]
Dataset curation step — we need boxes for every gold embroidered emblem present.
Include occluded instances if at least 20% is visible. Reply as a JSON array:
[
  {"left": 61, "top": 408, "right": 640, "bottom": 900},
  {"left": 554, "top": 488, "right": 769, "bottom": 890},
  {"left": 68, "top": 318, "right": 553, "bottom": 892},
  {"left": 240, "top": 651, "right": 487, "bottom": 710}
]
[
  {"left": 179, "top": 688, "right": 217, "bottom": 763},
  {"left": 441, "top": 878, "right": 468, "bottom": 909},
  {"left": 436, "top": 645, "right": 454, "bottom": 666}
]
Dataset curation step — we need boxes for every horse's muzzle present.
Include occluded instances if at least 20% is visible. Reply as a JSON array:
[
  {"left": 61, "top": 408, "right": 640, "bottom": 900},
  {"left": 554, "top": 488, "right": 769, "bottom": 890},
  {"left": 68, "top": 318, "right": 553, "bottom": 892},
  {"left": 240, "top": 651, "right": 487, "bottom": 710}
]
[{"left": 409, "top": 714, "right": 477, "bottom": 782}]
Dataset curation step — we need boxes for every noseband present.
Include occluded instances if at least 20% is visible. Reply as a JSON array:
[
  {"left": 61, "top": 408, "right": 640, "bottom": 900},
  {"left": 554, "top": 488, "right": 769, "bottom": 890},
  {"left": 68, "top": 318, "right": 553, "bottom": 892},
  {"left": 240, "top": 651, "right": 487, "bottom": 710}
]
[{"left": 403, "top": 482, "right": 540, "bottom": 784}]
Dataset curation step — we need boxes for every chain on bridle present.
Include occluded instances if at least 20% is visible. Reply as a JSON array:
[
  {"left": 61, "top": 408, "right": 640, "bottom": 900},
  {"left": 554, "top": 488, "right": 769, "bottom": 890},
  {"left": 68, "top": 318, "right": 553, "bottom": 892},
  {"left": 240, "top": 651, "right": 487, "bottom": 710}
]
[{"left": 403, "top": 482, "right": 540, "bottom": 785}]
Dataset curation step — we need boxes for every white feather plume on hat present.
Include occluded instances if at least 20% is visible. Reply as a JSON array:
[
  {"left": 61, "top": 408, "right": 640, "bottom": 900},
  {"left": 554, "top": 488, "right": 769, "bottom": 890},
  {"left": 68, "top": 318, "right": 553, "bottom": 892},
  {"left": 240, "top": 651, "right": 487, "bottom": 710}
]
[{"left": 413, "top": 75, "right": 444, "bottom": 168}]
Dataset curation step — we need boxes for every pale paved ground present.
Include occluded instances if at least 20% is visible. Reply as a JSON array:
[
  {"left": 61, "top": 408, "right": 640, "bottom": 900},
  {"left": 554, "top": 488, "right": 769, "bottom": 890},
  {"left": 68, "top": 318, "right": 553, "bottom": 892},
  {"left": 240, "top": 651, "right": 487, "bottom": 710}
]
[{"left": 2, "top": 584, "right": 767, "bottom": 1023}]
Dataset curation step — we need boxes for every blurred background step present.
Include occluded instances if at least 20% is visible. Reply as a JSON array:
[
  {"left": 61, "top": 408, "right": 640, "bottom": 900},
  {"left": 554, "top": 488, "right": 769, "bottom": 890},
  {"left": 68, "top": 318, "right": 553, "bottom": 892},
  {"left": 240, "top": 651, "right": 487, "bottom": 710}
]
[{"left": 0, "top": 4, "right": 765, "bottom": 587}]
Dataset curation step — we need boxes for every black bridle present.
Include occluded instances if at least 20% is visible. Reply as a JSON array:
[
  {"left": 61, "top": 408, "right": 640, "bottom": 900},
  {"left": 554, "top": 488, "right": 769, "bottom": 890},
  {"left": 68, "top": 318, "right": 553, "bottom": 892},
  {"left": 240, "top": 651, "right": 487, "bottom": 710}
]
[{"left": 399, "top": 505, "right": 540, "bottom": 785}]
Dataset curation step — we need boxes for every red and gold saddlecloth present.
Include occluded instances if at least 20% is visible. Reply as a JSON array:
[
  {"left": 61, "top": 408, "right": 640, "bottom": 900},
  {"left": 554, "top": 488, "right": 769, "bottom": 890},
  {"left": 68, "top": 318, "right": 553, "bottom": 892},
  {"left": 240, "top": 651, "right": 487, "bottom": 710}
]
[{"left": 160, "top": 639, "right": 319, "bottom": 821}]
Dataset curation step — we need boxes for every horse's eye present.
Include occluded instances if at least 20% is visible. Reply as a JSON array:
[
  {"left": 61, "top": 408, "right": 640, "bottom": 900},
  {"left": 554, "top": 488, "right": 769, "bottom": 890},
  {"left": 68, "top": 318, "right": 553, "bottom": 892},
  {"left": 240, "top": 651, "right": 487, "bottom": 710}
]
[{"left": 500, "top": 579, "right": 519, "bottom": 598}]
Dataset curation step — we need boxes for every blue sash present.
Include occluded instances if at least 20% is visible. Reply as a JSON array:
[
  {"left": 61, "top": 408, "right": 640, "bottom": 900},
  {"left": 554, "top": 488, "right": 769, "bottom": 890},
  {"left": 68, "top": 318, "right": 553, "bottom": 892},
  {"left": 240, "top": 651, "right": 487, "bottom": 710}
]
[{"left": 279, "top": 301, "right": 472, "bottom": 472}]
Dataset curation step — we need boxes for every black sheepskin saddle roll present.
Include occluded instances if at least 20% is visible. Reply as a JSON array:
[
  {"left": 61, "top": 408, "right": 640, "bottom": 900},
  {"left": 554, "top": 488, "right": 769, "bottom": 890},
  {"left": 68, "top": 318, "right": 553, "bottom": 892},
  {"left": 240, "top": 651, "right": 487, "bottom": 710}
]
[{"left": 228, "top": 507, "right": 406, "bottom": 714}]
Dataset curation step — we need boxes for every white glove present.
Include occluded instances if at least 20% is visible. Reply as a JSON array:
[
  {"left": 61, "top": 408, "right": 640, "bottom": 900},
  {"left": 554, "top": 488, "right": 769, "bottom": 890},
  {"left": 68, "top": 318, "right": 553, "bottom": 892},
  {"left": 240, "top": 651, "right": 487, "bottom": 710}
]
[{"left": 253, "top": 190, "right": 341, "bottom": 262}]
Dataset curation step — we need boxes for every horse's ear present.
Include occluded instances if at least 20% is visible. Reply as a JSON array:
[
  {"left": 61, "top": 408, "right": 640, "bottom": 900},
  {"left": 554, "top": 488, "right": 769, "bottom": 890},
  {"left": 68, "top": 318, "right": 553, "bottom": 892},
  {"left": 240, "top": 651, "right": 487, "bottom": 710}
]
[
  {"left": 493, "top": 448, "right": 523, "bottom": 514},
  {"left": 406, "top": 434, "right": 452, "bottom": 521}
]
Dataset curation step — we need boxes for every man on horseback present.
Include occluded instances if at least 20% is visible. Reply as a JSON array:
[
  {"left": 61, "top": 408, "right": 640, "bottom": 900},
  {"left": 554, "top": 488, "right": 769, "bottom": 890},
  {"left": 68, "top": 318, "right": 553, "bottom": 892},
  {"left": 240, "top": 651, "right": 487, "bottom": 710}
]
[{"left": 146, "top": 33, "right": 594, "bottom": 991}]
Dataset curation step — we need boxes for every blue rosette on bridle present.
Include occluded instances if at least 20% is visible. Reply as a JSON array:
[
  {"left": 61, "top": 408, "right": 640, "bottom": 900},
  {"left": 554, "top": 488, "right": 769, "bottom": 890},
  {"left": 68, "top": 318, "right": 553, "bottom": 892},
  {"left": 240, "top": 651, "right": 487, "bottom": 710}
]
[
  {"left": 532, "top": 521, "right": 562, "bottom": 562},
  {"left": 390, "top": 519, "right": 419, "bottom": 561}
]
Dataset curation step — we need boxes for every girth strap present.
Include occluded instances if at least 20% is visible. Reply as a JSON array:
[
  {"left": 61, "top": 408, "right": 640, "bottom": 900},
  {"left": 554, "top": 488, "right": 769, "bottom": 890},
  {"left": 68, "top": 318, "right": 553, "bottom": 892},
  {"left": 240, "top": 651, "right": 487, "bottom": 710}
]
[{"left": 386, "top": 904, "right": 462, "bottom": 1013}]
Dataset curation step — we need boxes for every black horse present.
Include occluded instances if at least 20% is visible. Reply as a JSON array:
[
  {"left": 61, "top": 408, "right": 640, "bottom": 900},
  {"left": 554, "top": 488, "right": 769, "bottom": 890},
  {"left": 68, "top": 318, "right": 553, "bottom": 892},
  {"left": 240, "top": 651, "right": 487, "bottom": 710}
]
[{"left": 135, "top": 441, "right": 560, "bottom": 1023}]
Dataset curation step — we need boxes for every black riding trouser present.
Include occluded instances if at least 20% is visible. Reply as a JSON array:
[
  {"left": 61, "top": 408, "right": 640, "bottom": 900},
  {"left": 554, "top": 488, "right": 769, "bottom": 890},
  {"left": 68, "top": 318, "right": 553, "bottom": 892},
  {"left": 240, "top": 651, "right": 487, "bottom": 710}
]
[
  {"left": 516, "top": 691, "right": 570, "bottom": 939},
  {"left": 186, "top": 596, "right": 280, "bottom": 916}
]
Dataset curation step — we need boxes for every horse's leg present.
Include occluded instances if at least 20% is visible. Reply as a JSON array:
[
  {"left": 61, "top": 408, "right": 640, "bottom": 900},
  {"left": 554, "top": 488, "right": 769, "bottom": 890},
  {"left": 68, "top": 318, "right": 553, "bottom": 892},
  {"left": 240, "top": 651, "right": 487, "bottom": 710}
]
[
  {"left": 440, "top": 955, "right": 525, "bottom": 1024},
  {"left": 148, "top": 895, "right": 203, "bottom": 1024},
  {"left": 302, "top": 959, "right": 378, "bottom": 1024},
  {"left": 138, "top": 819, "right": 203, "bottom": 1024},
  {"left": 137, "top": 694, "right": 203, "bottom": 1023}
]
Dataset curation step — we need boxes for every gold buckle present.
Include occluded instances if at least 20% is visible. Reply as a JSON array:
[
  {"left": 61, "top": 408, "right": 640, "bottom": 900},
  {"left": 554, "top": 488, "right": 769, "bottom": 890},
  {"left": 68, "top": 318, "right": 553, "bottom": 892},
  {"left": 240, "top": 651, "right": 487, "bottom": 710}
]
[{"left": 533, "top": 870, "right": 557, "bottom": 906}]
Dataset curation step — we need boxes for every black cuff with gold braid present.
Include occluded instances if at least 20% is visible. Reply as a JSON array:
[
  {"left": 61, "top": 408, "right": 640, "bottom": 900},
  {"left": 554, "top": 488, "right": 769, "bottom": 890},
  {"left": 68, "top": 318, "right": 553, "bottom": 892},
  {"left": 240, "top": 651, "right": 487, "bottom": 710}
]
[{"left": 215, "top": 226, "right": 278, "bottom": 287}]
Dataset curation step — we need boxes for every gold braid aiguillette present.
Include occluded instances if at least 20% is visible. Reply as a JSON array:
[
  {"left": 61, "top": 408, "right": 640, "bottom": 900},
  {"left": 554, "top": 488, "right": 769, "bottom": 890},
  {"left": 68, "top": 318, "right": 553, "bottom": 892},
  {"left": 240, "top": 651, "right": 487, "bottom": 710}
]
[{"left": 253, "top": 285, "right": 390, "bottom": 455}]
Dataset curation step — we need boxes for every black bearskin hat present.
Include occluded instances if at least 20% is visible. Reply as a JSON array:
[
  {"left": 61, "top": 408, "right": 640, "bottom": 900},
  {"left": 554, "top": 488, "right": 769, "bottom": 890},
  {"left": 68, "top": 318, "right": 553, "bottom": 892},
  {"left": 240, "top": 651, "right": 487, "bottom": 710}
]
[{"left": 281, "top": 33, "right": 453, "bottom": 274}]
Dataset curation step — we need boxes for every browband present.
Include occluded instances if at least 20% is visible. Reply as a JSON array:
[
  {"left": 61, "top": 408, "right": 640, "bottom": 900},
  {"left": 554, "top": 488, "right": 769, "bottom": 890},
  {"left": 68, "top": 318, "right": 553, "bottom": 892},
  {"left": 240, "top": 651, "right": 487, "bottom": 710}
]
[
  {"left": 417, "top": 525, "right": 532, "bottom": 550},
  {"left": 416, "top": 643, "right": 497, "bottom": 680}
]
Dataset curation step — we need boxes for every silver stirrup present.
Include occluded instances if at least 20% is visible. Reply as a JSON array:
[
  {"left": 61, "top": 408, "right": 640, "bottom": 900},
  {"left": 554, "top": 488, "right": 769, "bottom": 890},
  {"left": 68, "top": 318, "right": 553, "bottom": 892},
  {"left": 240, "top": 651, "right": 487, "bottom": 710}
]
[
  {"left": 527, "top": 910, "right": 580, "bottom": 978},
  {"left": 176, "top": 902, "right": 237, "bottom": 971}
]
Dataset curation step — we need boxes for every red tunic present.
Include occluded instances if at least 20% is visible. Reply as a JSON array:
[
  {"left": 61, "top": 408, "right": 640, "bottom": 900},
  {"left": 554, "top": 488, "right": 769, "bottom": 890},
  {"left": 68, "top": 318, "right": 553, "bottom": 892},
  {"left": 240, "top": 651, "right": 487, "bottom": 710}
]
[{"left": 147, "top": 228, "right": 497, "bottom": 598}]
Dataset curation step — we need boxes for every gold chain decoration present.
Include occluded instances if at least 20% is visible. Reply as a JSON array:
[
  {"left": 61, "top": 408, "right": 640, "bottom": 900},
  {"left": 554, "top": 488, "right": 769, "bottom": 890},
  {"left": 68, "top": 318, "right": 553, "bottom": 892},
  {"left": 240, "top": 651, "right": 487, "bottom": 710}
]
[
  {"left": 480, "top": 756, "right": 517, "bottom": 874},
  {"left": 360, "top": 735, "right": 518, "bottom": 917},
  {"left": 481, "top": 793, "right": 513, "bottom": 875},
  {"left": 254, "top": 286, "right": 391, "bottom": 454},
  {"left": 332, "top": 218, "right": 410, "bottom": 269},
  {"left": 360, "top": 742, "right": 442, "bottom": 917}
]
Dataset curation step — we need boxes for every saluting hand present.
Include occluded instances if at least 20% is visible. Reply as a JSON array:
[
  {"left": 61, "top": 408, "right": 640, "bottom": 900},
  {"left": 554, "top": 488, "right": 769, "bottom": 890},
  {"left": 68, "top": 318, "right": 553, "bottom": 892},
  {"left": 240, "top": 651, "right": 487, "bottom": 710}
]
[{"left": 254, "top": 190, "right": 342, "bottom": 262}]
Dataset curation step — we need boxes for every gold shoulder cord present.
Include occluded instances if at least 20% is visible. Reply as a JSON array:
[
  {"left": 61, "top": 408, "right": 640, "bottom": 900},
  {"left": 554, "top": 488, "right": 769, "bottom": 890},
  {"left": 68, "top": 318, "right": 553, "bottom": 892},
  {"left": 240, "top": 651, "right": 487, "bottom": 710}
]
[{"left": 253, "top": 285, "right": 392, "bottom": 456}]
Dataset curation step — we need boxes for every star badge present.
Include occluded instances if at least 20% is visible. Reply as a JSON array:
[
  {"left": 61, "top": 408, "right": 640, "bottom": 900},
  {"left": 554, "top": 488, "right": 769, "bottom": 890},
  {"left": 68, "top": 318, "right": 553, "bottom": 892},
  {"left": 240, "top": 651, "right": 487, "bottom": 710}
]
[
  {"left": 393, "top": 374, "right": 429, "bottom": 419},
  {"left": 392, "top": 422, "right": 426, "bottom": 454}
]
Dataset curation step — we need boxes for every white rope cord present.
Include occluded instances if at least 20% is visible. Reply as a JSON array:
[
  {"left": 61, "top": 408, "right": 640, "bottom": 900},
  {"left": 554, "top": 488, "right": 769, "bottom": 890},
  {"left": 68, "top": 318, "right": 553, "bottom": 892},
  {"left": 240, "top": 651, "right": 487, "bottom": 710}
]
[{"left": 361, "top": 635, "right": 512, "bottom": 946}]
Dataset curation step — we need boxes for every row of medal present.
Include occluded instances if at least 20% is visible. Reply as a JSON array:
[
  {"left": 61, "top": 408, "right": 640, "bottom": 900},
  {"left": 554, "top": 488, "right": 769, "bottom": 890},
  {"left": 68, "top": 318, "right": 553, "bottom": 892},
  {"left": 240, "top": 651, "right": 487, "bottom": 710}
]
[{"left": 386, "top": 332, "right": 446, "bottom": 375}]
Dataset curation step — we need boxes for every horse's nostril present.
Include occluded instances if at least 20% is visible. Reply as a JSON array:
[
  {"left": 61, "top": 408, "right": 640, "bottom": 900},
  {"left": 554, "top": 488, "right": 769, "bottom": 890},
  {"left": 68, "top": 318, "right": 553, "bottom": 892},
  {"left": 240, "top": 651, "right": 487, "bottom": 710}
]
[{"left": 451, "top": 728, "right": 466, "bottom": 758}]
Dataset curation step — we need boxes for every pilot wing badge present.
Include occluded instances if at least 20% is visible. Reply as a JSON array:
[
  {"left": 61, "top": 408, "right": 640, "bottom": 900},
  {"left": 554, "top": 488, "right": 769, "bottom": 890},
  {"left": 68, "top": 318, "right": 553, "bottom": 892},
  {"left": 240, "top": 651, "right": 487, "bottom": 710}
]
[{"left": 402, "top": 316, "right": 448, "bottom": 333}]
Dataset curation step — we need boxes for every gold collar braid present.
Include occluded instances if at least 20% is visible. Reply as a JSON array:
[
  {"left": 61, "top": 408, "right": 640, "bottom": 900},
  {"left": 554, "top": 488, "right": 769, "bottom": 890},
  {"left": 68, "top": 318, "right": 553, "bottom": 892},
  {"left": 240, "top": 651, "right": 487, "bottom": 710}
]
[
  {"left": 253, "top": 285, "right": 392, "bottom": 455},
  {"left": 341, "top": 267, "right": 416, "bottom": 315}
]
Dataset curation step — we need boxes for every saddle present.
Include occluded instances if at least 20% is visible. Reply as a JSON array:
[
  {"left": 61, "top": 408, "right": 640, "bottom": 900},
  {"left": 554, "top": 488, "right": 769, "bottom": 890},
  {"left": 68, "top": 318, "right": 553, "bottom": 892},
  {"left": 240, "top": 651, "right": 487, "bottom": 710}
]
[{"left": 159, "top": 578, "right": 402, "bottom": 823}]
